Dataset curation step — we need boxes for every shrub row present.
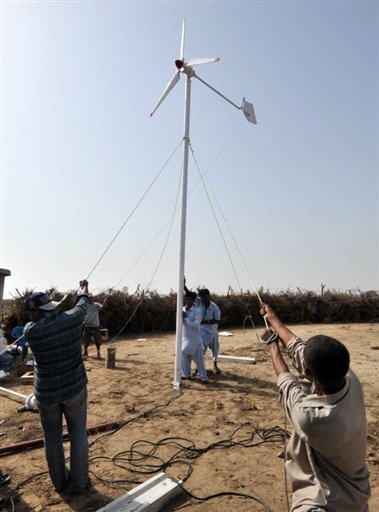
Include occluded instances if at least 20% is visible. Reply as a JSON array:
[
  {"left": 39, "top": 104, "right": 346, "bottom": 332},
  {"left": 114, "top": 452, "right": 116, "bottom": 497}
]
[{"left": 2, "top": 287, "right": 378, "bottom": 339}]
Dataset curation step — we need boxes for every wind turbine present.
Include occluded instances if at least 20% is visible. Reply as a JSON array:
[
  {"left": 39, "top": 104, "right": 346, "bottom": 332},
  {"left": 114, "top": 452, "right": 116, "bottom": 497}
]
[{"left": 150, "top": 19, "right": 257, "bottom": 389}]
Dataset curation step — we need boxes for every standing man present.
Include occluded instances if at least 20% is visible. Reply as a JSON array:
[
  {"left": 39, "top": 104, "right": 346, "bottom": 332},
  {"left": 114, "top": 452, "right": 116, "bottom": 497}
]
[
  {"left": 23, "top": 280, "right": 90, "bottom": 494},
  {"left": 259, "top": 302, "right": 370, "bottom": 512},
  {"left": 83, "top": 293, "right": 107, "bottom": 359},
  {"left": 198, "top": 288, "right": 221, "bottom": 375},
  {"left": 181, "top": 291, "right": 209, "bottom": 384},
  {"left": 184, "top": 280, "right": 222, "bottom": 375}
]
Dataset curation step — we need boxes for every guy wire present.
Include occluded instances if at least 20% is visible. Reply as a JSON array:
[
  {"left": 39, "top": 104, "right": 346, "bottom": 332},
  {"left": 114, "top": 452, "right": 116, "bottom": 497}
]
[
  {"left": 189, "top": 144, "right": 244, "bottom": 292},
  {"left": 104, "top": 120, "right": 245, "bottom": 293},
  {"left": 190, "top": 144, "right": 270, "bottom": 330},
  {"left": 106, "top": 157, "right": 183, "bottom": 343},
  {"left": 189, "top": 143, "right": 267, "bottom": 328},
  {"left": 85, "top": 139, "right": 182, "bottom": 281},
  {"left": 114, "top": 147, "right": 183, "bottom": 290}
]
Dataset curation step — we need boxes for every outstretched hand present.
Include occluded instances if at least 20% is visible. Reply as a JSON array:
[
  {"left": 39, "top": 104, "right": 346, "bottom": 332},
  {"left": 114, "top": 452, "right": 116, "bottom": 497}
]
[
  {"left": 79, "top": 280, "right": 89, "bottom": 295},
  {"left": 259, "top": 302, "right": 296, "bottom": 348}
]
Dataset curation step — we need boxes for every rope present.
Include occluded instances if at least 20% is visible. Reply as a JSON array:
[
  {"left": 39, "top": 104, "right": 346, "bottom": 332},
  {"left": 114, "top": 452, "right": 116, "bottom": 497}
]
[
  {"left": 85, "top": 139, "right": 182, "bottom": 281},
  {"left": 110, "top": 121, "right": 245, "bottom": 292},
  {"left": 190, "top": 144, "right": 243, "bottom": 291},
  {"left": 85, "top": 123, "right": 248, "bottom": 333},
  {"left": 114, "top": 153, "right": 182, "bottom": 290},
  {"left": 201, "top": 166, "right": 263, "bottom": 302},
  {"left": 106, "top": 160, "right": 183, "bottom": 343},
  {"left": 189, "top": 143, "right": 268, "bottom": 328}
]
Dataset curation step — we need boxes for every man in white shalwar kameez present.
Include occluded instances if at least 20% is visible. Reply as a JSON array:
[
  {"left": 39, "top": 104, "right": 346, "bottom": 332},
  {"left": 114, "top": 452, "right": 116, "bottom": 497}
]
[
  {"left": 181, "top": 291, "right": 209, "bottom": 384},
  {"left": 197, "top": 288, "right": 221, "bottom": 374}
]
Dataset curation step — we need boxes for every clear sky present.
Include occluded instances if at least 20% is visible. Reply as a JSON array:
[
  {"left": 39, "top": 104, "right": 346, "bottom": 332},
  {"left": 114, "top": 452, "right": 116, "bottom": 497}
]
[{"left": 1, "top": 0, "right": 378, "bottom": 299}]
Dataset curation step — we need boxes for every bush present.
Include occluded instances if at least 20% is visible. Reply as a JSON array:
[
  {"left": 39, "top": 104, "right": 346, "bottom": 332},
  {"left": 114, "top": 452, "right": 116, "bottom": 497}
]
[{"left": 2, "top": 287, "right": 378, "bottom": 339}]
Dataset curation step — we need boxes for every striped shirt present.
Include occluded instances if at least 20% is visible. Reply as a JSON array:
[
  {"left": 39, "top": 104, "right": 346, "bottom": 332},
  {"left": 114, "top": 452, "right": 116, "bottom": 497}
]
[{"left": 24, "top": 295, "right": 88, "bottom": 404}]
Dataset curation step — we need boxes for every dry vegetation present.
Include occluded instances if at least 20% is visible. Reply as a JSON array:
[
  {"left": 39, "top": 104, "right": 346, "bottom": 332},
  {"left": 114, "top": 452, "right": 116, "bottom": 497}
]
[{"left": 2, "top": 287, "right": 378, "bottom": 340}]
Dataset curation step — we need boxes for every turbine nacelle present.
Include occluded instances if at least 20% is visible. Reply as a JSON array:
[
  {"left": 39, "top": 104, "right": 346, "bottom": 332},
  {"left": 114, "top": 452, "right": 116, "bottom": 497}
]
[{"left": 176, "top": 60, "right": 195, "bottom": 79}]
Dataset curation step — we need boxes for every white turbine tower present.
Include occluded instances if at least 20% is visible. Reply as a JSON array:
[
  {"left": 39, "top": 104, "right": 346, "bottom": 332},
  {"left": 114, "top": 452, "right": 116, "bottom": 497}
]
[{"left": 150, "top": 19, "right": 257, "bottom": 389}]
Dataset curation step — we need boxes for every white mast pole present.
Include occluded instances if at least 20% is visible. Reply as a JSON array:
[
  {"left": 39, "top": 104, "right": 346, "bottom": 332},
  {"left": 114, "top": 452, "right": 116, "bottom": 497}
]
[
  {"left": 172, "top": 74, "right": 192, "bottom": 389},
  {"left": 150, "top": 19, "right": 256, "bottom": 388}
]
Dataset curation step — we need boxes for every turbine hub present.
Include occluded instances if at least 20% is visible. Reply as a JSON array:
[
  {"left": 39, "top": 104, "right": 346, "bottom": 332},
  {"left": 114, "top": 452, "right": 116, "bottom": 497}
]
[{"left": 175, "top": 59, "right": 184, "bottom": 70}]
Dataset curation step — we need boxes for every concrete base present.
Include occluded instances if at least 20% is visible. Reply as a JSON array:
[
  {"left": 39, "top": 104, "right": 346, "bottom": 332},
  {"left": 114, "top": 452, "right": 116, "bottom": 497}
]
[{"left": 96, "top": 472, "right": 183, "bottom": 512}]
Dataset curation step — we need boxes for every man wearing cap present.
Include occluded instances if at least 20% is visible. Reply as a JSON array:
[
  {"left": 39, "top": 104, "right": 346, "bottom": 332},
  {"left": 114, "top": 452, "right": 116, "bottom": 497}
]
[{"left": 23, "top": 280, "right": 90, "bottom": 494}]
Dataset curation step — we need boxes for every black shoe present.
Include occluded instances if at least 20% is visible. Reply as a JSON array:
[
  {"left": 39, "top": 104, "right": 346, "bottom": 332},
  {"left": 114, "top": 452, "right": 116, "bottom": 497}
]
[{"left": 181, "top": 376, "right": 191, "bottom": 380}]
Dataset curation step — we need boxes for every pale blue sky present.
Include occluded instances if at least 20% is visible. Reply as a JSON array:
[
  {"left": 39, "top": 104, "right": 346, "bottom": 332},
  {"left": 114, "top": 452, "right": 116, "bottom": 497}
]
[{"left": 1, "top": 0, "right": 378, "bottom": 299}]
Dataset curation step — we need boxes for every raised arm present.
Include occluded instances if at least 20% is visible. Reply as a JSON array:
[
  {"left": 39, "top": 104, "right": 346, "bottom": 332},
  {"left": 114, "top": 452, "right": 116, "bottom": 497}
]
[
  {"left": 260, "top": 328, "right": 290, "bottom": 377},
  {"left": 259, "top": 303, "right": 296, "bottom": 348}
]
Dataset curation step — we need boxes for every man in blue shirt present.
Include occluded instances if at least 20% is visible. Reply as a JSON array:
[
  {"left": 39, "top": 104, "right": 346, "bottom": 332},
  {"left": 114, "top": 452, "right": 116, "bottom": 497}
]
[{"left": 23, "top": 280, "right": 90, "bottom": 494}]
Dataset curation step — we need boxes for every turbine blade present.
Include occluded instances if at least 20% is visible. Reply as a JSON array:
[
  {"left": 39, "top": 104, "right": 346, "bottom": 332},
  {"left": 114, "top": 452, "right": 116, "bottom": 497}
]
[
  {"left": 150, "top": 71, "right": 181, "bottom": 117},
  {"left": 180, "top": 18, "right": 186, "bottom": 60},
  {"left": 186, "top": 57, "right": 220, "bottom": 67}
]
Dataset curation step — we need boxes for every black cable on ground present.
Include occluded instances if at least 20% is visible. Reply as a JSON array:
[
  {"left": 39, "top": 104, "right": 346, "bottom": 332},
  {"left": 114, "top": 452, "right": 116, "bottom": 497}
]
[
  {"left": 1, "top": 399, "right": 289, "bottom": 511},
  {"left": 179, "top": 485, "right": 273, "bottom": 512},
  {"left": 87, "top": 423, "right": 288, "bottom": 510}
]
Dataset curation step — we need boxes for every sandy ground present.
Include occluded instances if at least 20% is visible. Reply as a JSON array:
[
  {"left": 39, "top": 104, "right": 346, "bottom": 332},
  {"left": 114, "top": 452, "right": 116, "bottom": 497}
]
[{"left": 0, "top": 323, "right": 378, "bottom": 512}]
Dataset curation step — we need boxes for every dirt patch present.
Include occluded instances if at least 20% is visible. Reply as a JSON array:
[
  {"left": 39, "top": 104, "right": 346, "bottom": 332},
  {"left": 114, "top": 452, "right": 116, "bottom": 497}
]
[{"left": 0, "top": 323, "right": 378, "bottom": 511}]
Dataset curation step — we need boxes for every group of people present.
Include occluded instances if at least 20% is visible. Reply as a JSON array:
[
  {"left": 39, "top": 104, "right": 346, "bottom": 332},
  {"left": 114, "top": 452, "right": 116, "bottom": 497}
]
[
  {"left": 16, "top": 278, "right": 370, "bottom": 511},
  {"left": 181, "top": 285, "right": 222, "bottom": 384}
]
